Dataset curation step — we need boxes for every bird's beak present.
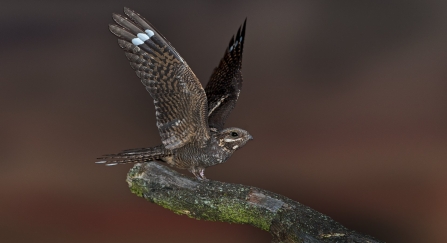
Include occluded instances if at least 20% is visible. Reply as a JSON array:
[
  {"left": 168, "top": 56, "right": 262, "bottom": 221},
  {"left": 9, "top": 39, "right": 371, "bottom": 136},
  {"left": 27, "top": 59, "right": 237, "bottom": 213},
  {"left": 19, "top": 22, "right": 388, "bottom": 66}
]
[{"left": 248, "top": 135, "right": 253, "bottom": 140}]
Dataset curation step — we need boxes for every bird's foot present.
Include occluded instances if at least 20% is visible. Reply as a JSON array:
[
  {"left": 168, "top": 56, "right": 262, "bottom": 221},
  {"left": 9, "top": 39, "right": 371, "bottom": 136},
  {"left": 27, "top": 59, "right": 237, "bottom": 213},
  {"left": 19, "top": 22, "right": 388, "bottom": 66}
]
[
  {"left": 190, "top": 167, "right": 208, "bottom": 181},
  {"left": 199, "top": 169, "right": 208, "bottom": 181}
]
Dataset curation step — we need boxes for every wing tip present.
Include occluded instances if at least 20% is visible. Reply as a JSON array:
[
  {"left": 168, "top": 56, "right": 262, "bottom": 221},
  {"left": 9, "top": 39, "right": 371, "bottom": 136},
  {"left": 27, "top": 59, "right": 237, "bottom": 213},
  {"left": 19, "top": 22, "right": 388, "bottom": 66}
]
[
  {"left": 227, "top": 18, "right": 247, "bottom": 52},
  {"left": 123, "top": 7, "right": 134, "bottom": 15},
  {"left": 108, "top": 24, "right": 119, "bottom": 35},
  {"left": 242, "top": 18, "right": 247, "bottom": 38},
  {"left": 112, "top": 13, "right": 128, "bottom": 23}
]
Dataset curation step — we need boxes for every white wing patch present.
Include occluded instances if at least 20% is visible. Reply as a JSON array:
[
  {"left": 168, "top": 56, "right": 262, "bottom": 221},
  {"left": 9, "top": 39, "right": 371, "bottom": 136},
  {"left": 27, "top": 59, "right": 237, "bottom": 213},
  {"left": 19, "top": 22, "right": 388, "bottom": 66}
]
[
  {"left": 137, "top": 33, "right": 150, "bottom": 41},
  {"left": 132, "top": 30, "right": 155, "bottom": 46},
  {"left": 229, "top": 37, "right": 242, "bottom": 52},
  {"left": 132, "top": 38, "right": 144, "bottom": 45},
  {"left": 145, "top": 29, "right": 155, "bottom": 37},
  {"left": 208, "top": 94, "right": 229, "bottom": 117}
]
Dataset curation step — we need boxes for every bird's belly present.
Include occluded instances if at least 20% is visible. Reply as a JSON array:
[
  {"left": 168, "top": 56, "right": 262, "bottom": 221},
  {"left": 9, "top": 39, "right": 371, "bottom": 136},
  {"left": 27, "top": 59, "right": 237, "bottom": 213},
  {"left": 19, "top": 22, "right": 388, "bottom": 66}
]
[{"left": 172, "top": 147, "right": 228, "bottom": 169}]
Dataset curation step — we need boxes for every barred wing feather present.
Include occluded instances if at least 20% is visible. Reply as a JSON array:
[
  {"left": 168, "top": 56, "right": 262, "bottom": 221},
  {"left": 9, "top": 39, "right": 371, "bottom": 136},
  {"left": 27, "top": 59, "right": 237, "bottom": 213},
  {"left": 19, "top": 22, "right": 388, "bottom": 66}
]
[
  {"left": 205, "top": 19, "right": 246, "bottom": 131},
  {"left": 109, "top": 8, "right": 210, "bottom": 149}
]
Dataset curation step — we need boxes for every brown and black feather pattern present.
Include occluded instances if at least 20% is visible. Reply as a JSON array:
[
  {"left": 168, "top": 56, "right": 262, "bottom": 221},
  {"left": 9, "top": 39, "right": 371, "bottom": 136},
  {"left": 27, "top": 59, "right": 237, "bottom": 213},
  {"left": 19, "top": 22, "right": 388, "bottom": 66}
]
[
  {"left": 205, "top": 19, "right": 246, "bottom": 131},
  {"left": 109, "top": 8, "right": 210, "bottom": 150},
  {"left": 98, "top": 9, "right": 253, "bottom": 177},
  {"left": 96, "top": 146, "right": 171, "bottom": 165}
]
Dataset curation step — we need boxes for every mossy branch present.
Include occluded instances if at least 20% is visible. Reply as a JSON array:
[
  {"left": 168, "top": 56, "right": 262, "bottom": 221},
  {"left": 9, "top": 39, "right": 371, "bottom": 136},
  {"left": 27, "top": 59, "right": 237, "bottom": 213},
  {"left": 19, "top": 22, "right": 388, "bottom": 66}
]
[{"left": 126, "top": 162, "right": 383, "bottom": 243}]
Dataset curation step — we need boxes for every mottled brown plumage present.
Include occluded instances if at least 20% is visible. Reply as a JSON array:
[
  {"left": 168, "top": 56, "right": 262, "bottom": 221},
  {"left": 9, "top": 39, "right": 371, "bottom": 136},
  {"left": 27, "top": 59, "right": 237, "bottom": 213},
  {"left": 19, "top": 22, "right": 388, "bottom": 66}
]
[
  {"left": 206, "top": 20, "right": 246, "bottom": 131},
  {"left": 97, "top": 8, "right": 251, "bottom": 180}
]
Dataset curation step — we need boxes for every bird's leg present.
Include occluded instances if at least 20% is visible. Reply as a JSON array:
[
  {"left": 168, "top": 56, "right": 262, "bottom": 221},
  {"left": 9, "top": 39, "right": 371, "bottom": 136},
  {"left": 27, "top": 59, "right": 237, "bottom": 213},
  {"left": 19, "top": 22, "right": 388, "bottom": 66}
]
[
  {"left": 199, "top": 167, "right": 207, "bottom": 180},
  {"left": 189, "top": 167, "right": 207, "bottom": 181}
]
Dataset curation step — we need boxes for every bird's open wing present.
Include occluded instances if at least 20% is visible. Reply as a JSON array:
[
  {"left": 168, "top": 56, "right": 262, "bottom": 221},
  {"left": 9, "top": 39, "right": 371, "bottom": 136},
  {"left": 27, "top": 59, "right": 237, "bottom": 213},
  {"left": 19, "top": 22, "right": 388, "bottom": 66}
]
[
  {"left": 109, "top": 8, "right": 210, "bottom": 149},
  {"left": 205, "top": 20, "right": 246, "bottom": 131}
]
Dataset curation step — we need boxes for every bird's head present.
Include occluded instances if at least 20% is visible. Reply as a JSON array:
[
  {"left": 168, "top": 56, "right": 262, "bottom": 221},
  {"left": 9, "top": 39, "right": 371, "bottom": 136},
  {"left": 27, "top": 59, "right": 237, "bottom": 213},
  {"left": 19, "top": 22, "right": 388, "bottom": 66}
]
[{"left": 216, "top": 127, "right": 253, "bottom": 151}]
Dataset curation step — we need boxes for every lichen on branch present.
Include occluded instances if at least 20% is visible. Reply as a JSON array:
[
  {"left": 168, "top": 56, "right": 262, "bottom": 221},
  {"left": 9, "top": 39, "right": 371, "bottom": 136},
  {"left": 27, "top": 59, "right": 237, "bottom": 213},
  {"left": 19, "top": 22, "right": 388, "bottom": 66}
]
[{"left": 126, "top": 162, "right": 383, "bottom": 243}]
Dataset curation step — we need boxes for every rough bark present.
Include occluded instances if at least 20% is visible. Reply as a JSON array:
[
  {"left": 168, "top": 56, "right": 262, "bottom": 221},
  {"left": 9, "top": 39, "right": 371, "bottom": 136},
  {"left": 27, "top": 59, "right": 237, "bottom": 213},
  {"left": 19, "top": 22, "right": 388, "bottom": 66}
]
[{"left": 126, "top": 162, "right": 383, "bottom": 243}]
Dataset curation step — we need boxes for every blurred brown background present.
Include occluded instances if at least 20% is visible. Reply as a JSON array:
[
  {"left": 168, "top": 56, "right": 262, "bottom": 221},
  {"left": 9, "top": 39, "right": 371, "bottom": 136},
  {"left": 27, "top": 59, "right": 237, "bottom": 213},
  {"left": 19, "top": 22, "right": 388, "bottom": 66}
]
[{"left": 1, "top": 0, "right": 446, "bottom": 242}]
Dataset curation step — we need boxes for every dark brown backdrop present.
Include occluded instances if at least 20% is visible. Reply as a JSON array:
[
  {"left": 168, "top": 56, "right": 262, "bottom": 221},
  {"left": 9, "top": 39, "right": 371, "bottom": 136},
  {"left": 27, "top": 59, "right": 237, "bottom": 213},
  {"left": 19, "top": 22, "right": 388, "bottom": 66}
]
[{"left": 1, "top": 1, "right": 446, "bottom": 242}]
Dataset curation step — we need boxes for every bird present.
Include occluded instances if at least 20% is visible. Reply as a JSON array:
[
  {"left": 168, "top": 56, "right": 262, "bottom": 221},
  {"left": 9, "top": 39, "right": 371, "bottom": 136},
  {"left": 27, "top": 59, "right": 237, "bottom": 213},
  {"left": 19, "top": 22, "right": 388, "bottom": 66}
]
[{"left": 96, "top": 8, "right": 252, "bottom": 180}]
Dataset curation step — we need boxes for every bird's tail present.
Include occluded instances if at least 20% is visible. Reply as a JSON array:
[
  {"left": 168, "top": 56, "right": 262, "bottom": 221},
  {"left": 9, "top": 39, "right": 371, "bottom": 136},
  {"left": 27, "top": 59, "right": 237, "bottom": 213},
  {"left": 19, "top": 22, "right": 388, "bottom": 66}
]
[{"left": 96, "top": 145, "right": 170, "bottom": 166}]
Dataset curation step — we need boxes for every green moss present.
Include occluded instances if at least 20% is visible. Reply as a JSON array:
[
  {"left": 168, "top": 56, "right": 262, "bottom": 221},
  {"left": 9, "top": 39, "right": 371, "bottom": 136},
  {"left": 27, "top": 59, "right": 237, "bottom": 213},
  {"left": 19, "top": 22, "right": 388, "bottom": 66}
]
[
  {"left": 152, "top": 197, "right": 193, "bottom": 216},
  {"left": 216, "top": 199, "right": 272, "bottom": 231},
  {"left": 153, "top": 193, "right": 271, "bottom": 231},
  {"left": 126, "top": 163, "right": 383, "bottom": 243},
  {"left": 128, "top": 179, "right": 148, "bottom": 198},
  {"left": 127, "top": 164, "right": 150, "bottom": 198},
  {"left": 127, "top": 164, "right": 273, "bottom": 232}
]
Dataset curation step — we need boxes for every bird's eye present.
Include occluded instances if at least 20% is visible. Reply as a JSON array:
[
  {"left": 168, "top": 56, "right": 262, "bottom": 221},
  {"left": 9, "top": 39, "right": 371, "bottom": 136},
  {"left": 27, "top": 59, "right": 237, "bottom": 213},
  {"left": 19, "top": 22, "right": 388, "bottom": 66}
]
[{"left": 231, "top": 132, "right": 239, "bottom": 137}]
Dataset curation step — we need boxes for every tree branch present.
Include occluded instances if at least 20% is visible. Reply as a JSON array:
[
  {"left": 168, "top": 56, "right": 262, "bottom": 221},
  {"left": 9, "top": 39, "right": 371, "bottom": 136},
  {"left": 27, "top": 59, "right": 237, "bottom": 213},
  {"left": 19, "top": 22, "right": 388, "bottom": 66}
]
[{"left": 126, "top": 162, "right": 383, "bottom": 243}]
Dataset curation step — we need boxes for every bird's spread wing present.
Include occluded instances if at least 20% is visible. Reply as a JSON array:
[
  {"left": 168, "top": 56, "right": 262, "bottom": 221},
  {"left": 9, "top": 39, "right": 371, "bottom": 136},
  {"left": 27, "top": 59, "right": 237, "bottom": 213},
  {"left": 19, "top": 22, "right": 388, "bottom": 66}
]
[
  {"left": 109, "top": 8, "right": 210, "bottom": 149},
  {"left": 205, "top": 19, "right": 246, "bottom": 131}
]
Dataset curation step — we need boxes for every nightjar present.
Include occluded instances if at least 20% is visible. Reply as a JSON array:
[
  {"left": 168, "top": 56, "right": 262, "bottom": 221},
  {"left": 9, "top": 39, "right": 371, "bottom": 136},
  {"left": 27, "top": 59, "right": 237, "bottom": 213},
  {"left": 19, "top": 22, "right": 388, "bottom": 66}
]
[{"left": 97, "top": 8, "right": 252, "bottom": 180}]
